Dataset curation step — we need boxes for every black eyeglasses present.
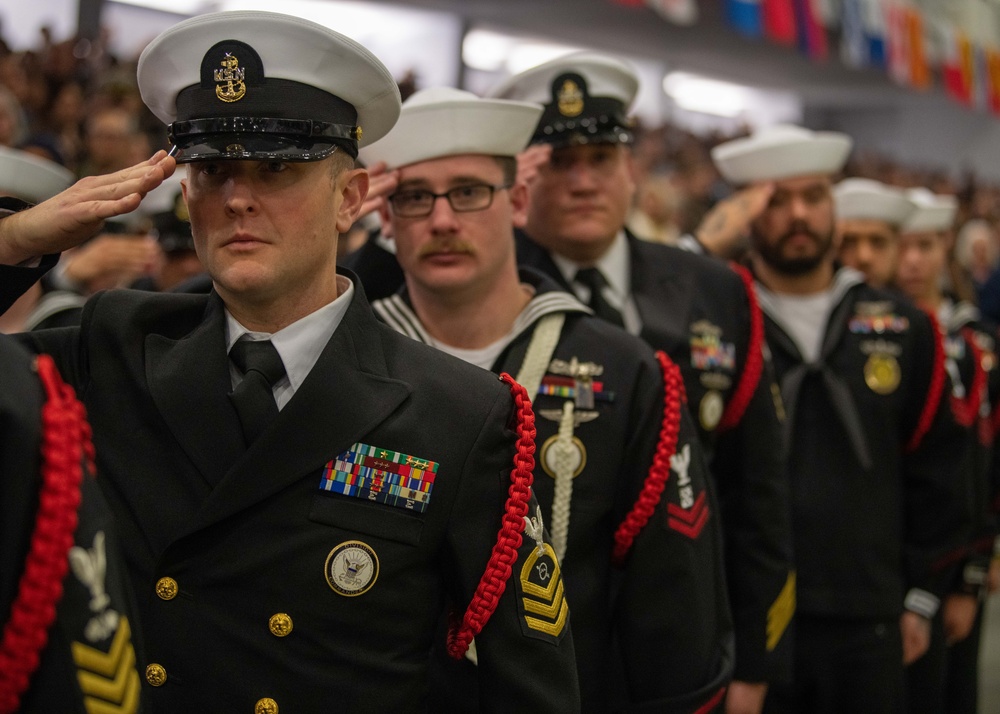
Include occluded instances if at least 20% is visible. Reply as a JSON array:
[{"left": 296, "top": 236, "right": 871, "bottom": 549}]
[{"left": 388, "top": 184, "right": 511, "bottom": 218}]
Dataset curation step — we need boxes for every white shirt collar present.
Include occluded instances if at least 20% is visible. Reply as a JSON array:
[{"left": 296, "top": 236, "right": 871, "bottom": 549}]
[
  {"left": 225, "top": 276, "right": 354, "bottom": 407},
  {"left": 551, "top": 230, "right": 631, "bottom": 300}
]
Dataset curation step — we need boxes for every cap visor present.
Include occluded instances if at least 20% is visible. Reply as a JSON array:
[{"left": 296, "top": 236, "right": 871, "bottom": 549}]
[{"left": 173, "top": 134, "right": 340, "bottom": 163}]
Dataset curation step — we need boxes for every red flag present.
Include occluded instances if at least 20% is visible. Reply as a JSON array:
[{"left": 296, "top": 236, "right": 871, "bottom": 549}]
[
  {"left": 943, "top": 30, "right": 975, "bottom": 105},
  {"left": 763, "top": 0, "right": 797, "bottom": 45}
]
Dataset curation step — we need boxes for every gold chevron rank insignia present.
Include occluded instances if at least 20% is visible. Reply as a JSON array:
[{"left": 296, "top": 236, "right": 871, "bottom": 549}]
[
  {"left": 517, "top": 505, "right": 568, "bottom": 643},
  {"left": 72, "top": 616, "right": 140, "bottom": 714},
  {"left": 766, "top": 571, "right": 796, "bottom": 652}
]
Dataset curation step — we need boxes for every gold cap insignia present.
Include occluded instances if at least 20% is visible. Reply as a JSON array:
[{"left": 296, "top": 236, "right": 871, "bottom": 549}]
[
  {"left": 214, "top": 52, "right": 247, "bottom": 103},
  {"left": 557, "top": 79, "right": 584, "bottom": 117}
]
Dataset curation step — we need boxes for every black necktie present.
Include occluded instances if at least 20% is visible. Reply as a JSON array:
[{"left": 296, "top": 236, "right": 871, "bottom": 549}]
[
  {"left": 229, "top": 338, "right": 286, "bottom": 445},
  {"left": 574, "top": 267, "right": 625, "bottom": 328}
]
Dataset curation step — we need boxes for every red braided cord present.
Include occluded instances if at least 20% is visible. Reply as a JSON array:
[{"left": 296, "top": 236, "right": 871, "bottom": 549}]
[
  {"left": 611, "top": 351, "right": 685, "bottom": 568},
  {"left": 951, "top": 328, "right": 986, "bottom": 428},
  {"left": 447, "top": 373, "right": 536, "bottom": 659},
  {"left": 0, "top": 355, "right": 87, "bottom": 714},
  {"left": 718, "top": 263, "right": 764, "bottom": 432},
  {"left": 906, "top": 310, "right": 947, "bottom": 453}
]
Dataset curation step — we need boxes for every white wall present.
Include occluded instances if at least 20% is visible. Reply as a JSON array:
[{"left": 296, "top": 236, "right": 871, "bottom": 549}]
[
  {"left": 1, "top": 0, "right": 78, "bottom": 50},
  {"left": 814, "top": 93, "right": 1000, "bottom": 182}
]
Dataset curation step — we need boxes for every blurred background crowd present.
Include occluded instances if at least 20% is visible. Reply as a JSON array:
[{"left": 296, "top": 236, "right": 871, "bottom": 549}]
[{"left": 6, "top": 20, "right": 1000, "bottom": 326}]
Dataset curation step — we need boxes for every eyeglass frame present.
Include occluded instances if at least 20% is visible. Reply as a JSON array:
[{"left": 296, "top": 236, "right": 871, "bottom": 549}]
[{"left": 387, "top": 183, "right": 512, "bottom": 218}]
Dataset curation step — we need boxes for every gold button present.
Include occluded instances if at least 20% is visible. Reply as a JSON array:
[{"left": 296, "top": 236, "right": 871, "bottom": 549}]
[
  {"left": 145, "top": 663, "right": 167, "bottom": 686},
  {"left": 268, "top": 613, "right": 293, "bottom": 637},
  {"left": 255, "top": 698, "right": 278, "bottom": 714},
  {"left": 155, "top": 577, "right": 178, "bottom": 601}
]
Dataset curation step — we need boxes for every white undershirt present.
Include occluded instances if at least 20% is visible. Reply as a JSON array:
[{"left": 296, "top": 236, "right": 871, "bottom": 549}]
[
  {"left": 428, "top": 333, "right": 512, "bottom": 371},
  {"left": 765, "top": 290, "right": 836, "bottom": 363}
]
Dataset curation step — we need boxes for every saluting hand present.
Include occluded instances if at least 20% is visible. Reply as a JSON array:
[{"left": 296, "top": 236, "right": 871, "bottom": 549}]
[
  {"left": 516, "top": 143, "right": 552, "bottom": 189},
  {"left": 0, "top": 151, "right": 176, "bottom": 266},
  {"left": 695, "top": 181, "right": 775, "bottom": 259},
  {"left": 358, "top": 161, "right": 399, "bottom": 221}
]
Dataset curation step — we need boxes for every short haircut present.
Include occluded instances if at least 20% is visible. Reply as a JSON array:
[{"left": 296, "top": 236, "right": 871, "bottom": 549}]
[{"left": 329, "top": 149, "right": 356, "bottom": 181}]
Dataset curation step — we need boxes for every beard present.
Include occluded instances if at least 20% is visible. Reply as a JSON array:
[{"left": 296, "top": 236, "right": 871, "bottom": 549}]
[{"left": 752, "top": 220, "right": 834, "bottom": 276}]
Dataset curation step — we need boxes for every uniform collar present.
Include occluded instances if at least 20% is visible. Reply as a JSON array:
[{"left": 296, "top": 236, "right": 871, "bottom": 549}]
[
  {"left": 372, "top": 267, "right": 590, "bottom": 348},
  {"left": 550, "top": 229, "right": 631, "bottom": 301},
  {"left": 225, "top": 275, "right": 354, "bottom": 396},
  {"left": 755, "top": 265, "right": 864, "bottom": 331}
]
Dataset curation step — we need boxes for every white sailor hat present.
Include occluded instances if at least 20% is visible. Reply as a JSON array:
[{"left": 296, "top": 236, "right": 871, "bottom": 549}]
[
  {"left": 137, "top": 11, "right": 401, "bottom": 162},
  {"left": 711, "top": 124, "right": 852, "bottom": 185},
  {"left": 360, "top": 87, "right": 542, "bottom": 169},
  {"left": 833, "top": 178, "right": 916, "bottom": 228},
  {"left": 0, "top": 145, "right": 73, "bottom": 203},
  {"left": 488, "top": 52, "right": 638, "bottom": 148},
  {"left": 901, "top": 188, "right": 958, "bottom": 234}
]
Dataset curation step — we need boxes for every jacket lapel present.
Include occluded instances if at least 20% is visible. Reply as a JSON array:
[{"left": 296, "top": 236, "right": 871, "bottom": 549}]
[
  {"left": 629, "top": 234, "right": 693, "bottom": 343},
  {"left": 146, "top": 293, "right": 245, "bottom": 489},
  {"left": 186, "top": 282, "right": 412, "bottom": 533}
]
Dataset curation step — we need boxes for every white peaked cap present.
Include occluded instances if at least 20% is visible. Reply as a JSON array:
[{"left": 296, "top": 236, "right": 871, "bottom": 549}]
[
  {"left": 711, "top": 124, "right": 853, "bottom": 184},
  {"left": 360, "top": 87, "right": 543, "bottom": 169},
  {"left": 901, "top": 188, "right": 958, "bottom": 233},
  {"left": 488, "top": 52, "right": 639, "bottom": 109},
  {"left": 0, "top": 146, "right": 74, "bottom": 203},
  {"left": 487, "top": 52, "right": 638, "bottom": 147},
  {"left": 137, "top": 11, "right": 401, "bottom": 158},
  {"left": 834, "top": 178, "right": 916, "bottom": 227}
]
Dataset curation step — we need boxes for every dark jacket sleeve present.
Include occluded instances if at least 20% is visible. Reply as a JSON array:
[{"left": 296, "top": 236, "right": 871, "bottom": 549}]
[
  {"left": 612, "top": 355, "right": 734, "bottom": 712},
  {"left": 446, "top": 384, "right": 581, "bottom": 714},
  {"left": 900, "top": 309, "right": 974, "bottom": 603},
  {"left": 0, "top": 335, "right": 143, "bottom": 714},
  {"left": 0, "top": 256, "right": 59, "bottom": 311},
  {"left": 711, "top": 278, "right": 795, "bottom": 684}
]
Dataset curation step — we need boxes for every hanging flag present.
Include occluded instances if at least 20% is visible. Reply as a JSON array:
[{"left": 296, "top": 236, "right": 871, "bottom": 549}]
[
  {"left": 887, "top": 2, "right": 912, "bottom": 86},
  {"left": 906, "top": 7, "right": 930, "bottom": 89},
  {"left": 861, "top": 0, "right": 889, "bottom": 68},
  {"left": 986, "top": 48, "right": 1000, "bottom": 115},
  {"left": 841, "top": 0, "right": 869, "bottom": 67},
  {"left": 763, "top": 0, "right": 797, "bottom": 45},
  {"left": 726, "top": 0, "right": 764, "bottom": 37},
  {"left": 646, "top": 0, "right": 698, "bottom": 25},
  {"left": 943, "top": 29, "right": 975, "bottom": 105},
  {"left": 795, "top": 0, "right": 829, "bottom": 59}
]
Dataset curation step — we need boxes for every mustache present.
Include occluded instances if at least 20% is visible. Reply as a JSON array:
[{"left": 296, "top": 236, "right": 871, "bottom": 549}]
[
  {"left": 778, "top": 221, "right": 824, "bottom": 245},
  {"left": 417, "top": 240, "right": 475, "bottom": 258}
]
